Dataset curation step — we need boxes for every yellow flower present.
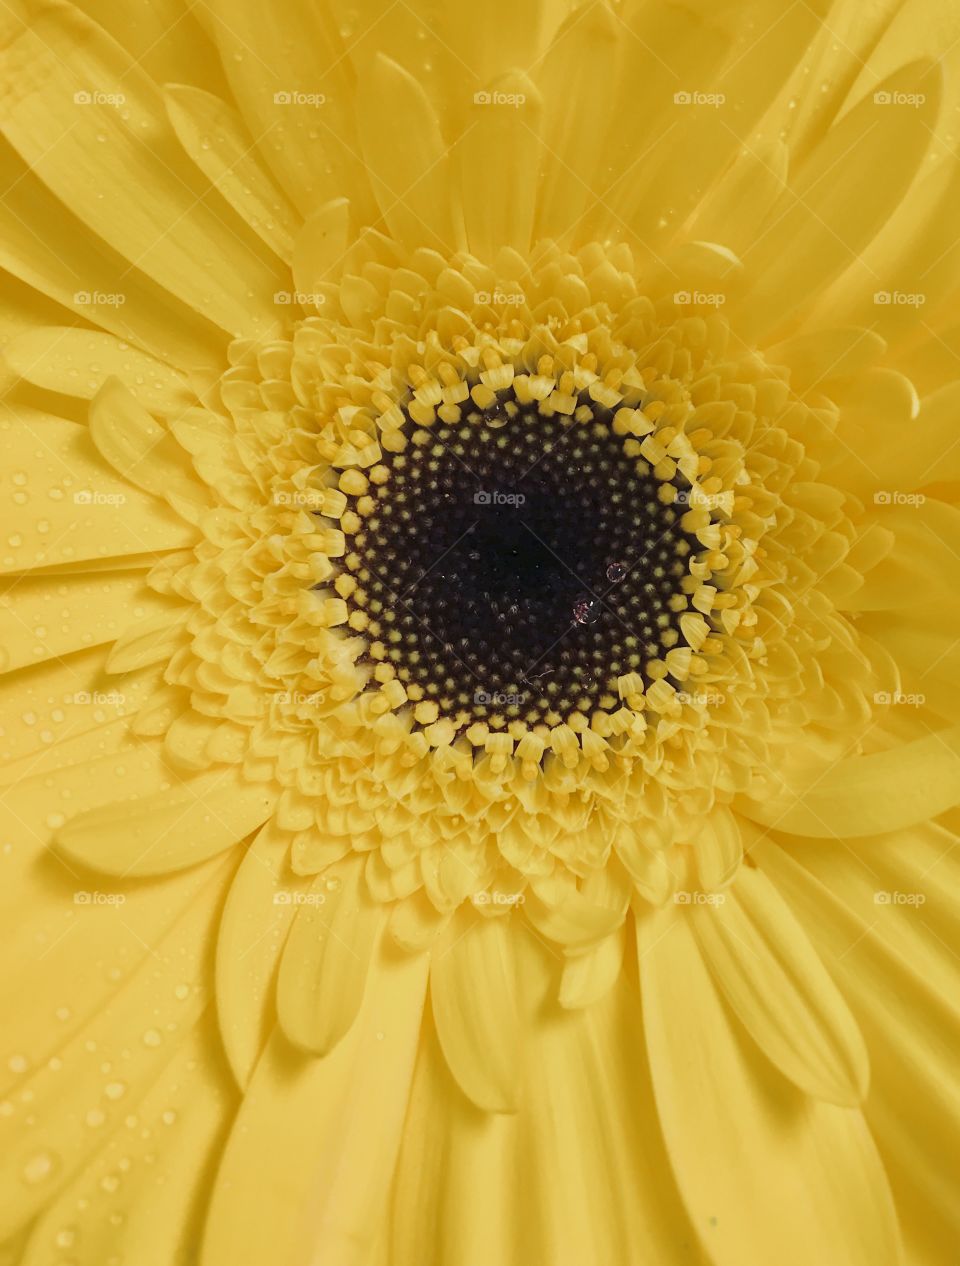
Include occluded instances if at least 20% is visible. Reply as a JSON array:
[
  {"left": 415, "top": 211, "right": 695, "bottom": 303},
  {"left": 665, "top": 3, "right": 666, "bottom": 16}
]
[{"left": 1, "top": 0, "right": 959, "bottom": 1262}]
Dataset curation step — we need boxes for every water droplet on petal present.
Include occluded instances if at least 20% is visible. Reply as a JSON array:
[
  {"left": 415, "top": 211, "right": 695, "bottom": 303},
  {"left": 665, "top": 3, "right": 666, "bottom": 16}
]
[
  {"left": 572, "top": 596, "right": 600, "bottom": 625},
  {"left": 485, "top": 402, "right": 509, "bottom": 430},
  {"left": 606, "top": 561, "right": 626, "bottom": 582},
  {"left": 23, "top": 1151, "right": 57, "bottom": 1184}
]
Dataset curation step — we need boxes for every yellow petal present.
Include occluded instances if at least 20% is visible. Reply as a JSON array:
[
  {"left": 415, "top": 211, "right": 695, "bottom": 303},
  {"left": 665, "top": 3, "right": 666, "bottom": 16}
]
[
  {"left": 88, "top": 378, "right": 212, "bottom": 512},
  {"left": 638, "top": 906, "right": 901, "bottom": 1266},
  {"left": 739, "top": 61, "right": 941, "bottom": 340},
  {"left": 430, "top": 910, "right": 519, "bottom": 1113},
  {"left": 202, "top": 0, "right": 376, "bottom": 220},
  {"left": 0, "top": 571, "right": 178, "bottom": 674},
  {"left": 276, "top": 855, "right": 385, "bottom": 1056},
  {"left": 57, "top": 767, "right": 276, "bottom": 876},
  {"left": 458, "top": 71, "right": 542, "bottom": 261},
  {"left": 740, "top": 724, "right": 960, "bottom": 837},
  {"left": 533, "top": 3, "right": 618, "bottom": 243},
  {"left": 0, "top": 146, "right": 225, "bottom": 373},
  {"left": 356, "top": 54, "right": 464, "bottom": 255},
  {"left": 202, "top": 943, "right": 428, "bottom": 1266},
  {"left": 758, "top": 830, "right": 960, "bottom": 1260},
  {"left": 4, "top": 328, "right": 195, "bottom": 414},
  {"left": 20, "top": 1020, "right": 236, "bottom": 1266},
  {"left": 216, "top": 818, "right": 314, "bottom": 1089},
  {"left": 691, "top": 864, "right": 868, "bottom": 1105},
  {"left": 164, "top": 84, "right": 300, "bottom": 262},
  {"left": 691, "top": 805, "right": 742, "bottom": 890},
  {"left": 0, "top": 861, "right": 230, "bottom": 1240},
  {"left": 0, "top": 2, "right": 285, "bottom": 336},
  {"left": 843, "top": 499, "right": 960, "bottom": 610},
  {"left": 0, "top": 415, "right": 197, "bottom": 574}
]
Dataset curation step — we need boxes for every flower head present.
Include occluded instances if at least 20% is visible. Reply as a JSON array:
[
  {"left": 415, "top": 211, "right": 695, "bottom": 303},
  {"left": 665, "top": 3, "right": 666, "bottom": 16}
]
[{"left": 1, "top": 1, "right": 959, "bottom": 1263}]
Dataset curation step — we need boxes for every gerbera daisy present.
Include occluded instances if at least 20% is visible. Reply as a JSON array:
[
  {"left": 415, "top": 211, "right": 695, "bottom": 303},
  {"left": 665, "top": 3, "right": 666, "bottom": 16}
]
[{"left": 2, "top": 0, "right": 959, "bottom": 1262}]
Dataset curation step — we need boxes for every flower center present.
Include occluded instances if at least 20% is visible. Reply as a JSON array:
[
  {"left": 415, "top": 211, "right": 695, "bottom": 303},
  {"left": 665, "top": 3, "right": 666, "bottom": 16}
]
[{"left": 338, "top": 391, "right": 699, "bottom": 731}]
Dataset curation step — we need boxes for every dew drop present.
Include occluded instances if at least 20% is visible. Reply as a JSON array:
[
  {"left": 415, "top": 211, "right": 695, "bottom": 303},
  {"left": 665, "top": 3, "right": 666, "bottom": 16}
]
[
  {"left": 485, "top": 401, "right": 509, "bottom": 430},
  {"left": 572, "top": 595, "right": 600, "bottom": 625},
  {"left": 606, "top": 561, "right": 626, "bottom": 583},
  {"left": 22, "top": 1151, "right": 57, "bottom": 1185}
]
